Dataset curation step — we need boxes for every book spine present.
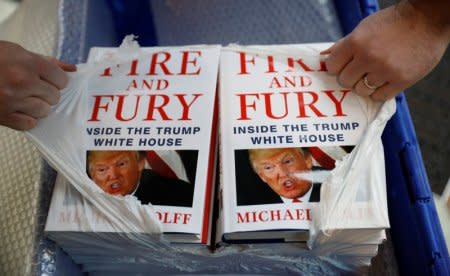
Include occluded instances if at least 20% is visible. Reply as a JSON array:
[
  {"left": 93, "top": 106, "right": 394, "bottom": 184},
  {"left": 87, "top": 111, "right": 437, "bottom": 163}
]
[{"left": 201, "top": 88, "right": 219, "bottom": 244}]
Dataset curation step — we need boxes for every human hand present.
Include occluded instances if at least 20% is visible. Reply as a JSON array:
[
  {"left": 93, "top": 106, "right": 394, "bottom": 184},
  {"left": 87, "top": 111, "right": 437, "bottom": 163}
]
[
  {"left": 0, "top": 41, "right": 76, "bottom": 130},
  {"left": 323, "top": 0, "right": 450, "bottom": 101}
]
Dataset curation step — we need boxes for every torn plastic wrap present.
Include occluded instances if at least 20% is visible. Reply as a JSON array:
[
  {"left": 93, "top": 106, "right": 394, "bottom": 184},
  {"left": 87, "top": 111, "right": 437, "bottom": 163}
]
[
  {"left": 309, "top": 98, "right": 395, "bottom": 245},
  {"left": 27, "top": 39, "right": 163, "bottom": 236},
  {"left": 26, "top": 38, "right": 396, "bottom": 274},
  {"left": 309, "top": 98, "right": 395, "bottom": 270}
]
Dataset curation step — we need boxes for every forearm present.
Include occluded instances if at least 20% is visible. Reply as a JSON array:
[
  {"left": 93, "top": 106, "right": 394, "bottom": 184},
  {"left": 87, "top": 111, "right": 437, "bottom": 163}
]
[{"left": 405, "top": 0, "right": 450, "bottom": 40}]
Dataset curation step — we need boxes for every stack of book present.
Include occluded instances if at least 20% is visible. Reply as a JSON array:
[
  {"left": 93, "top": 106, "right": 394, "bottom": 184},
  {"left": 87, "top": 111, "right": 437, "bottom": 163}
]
[
  {"left": 44, "top": 43, "right": 389, "bottom": 274},
  {"left": 215, "top": 44, "right": 389, "bottom": 270}
]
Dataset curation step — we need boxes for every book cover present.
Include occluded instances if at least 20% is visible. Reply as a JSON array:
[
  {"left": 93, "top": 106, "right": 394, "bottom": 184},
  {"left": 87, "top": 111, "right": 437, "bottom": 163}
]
[
  {"left": 46, "top": 44, "right": 220, "bottom": 244},
  {"left": 217, "top": 44, "right": 376, "bottom": 243}
]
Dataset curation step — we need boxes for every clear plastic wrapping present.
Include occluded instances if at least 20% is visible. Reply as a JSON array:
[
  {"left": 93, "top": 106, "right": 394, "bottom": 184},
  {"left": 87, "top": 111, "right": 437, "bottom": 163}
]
[{"left": 26, "top": 38, "right": 396, "bottom": 274}]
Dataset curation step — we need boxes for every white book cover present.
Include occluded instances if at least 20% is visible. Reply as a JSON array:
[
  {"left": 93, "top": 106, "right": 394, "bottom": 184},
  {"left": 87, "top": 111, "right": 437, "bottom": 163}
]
[
  {"left": 45, "top": 174, "right": 117, "bottom": 233},
  {"left": 45, "top": 44, "right": 220, "bottom": 244},
  {"left": 217, "top": 43, "right": 381, "bottom": 242}
]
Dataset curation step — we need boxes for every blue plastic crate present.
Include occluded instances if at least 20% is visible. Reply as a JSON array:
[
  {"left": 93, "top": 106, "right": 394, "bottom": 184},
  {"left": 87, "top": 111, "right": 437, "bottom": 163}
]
[
  {"left": 41, "top": 0, "right": 450, "bottom": 275},
  {"left": 335, "top": 1, "right": 449, "bottom": 275}
]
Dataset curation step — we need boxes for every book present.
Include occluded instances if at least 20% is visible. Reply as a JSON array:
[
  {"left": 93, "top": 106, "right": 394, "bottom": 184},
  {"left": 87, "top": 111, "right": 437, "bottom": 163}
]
[
  {"left": 41, "top": 42, "right": 391, "bottom": 274},
  {"left": 45, "top": 174, "right": 211, "bottom": 272},
  {"left": 216, "top": 44, "right": 381, "bottom": 243},
  {"left": 45, "top": 44, "right": 221, "bottom": 244}
]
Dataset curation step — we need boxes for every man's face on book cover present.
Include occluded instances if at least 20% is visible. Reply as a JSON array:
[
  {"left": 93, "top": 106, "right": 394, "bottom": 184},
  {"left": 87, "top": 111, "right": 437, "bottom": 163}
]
[
  {"left": 251, "top": 148, "right": 313, "bottom": 199},
  {"left": 87, "top": 151, "right": 145, "bottom": 196}
]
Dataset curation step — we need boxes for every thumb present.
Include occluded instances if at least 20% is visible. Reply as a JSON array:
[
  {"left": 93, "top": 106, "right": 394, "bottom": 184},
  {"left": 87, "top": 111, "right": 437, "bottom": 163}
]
[
  {"left": 52, "top": 58, "right": 77, "bottom": 72},
  {"left": 320, "top": 38, "right": 344, "bottom": 55},
  {"left": 55, "top": 60, "right": 77, "bottom": 72},
  {"left": 41, "top": 55, "right": 77, "bottom": 72}
]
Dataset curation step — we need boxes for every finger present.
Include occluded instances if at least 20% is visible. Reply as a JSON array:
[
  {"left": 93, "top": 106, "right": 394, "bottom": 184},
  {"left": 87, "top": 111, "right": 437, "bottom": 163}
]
[
  {"left": 5, "top": 78, "right": 60, "bottom": 106},
  {"left": 320, "top": 45, "right": 334, "bottom": 55},
  {"left": 320, "top": 38, "right": 344, "bottom": 55},
  {"left": 337, "top": 59, "right": 366, "bottom": 88},
  {"left": 0, "top": 76, "right": 60, "bottom": 106},
  {"left": 14, "top": 97, "right": 52, "bottom": 119},
  {"left": 2, "top": 112, "right": 38, "bottom": 131},
  {"left": 324, "top": 37, "right": 354, "bottom": 75},
  {"left": 370, "top": 83, "right": 404, "bottom": 102},
  {"left": 56, "top": 60, "right": 77, "bottom": 72},
  {"left": 31, "top": 80, "right": 61, "bottom": 105},
  {"left": 35, "top": 55, "right": 69, "bottom": 89},
  {"left": 353, "top": 74, "right": 386, "bottom": 97},
  {"left": 42, "top": 55, "right": 77, "bottom": 72}
]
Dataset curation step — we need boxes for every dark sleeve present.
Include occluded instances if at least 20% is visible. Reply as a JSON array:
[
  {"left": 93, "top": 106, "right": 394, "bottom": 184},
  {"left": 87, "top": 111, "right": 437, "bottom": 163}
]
[
  {"left": 137, "top": 169, "right": 195, "bottom": 207},
  {"left": 235, "top": 150, "right": 282, "bottom": 206},
  {"left": 177, "top": 150, "right": 199, "bottom": 184},
  {"left": 309, "top": 183, "right": 321, "bottom": 202}
]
